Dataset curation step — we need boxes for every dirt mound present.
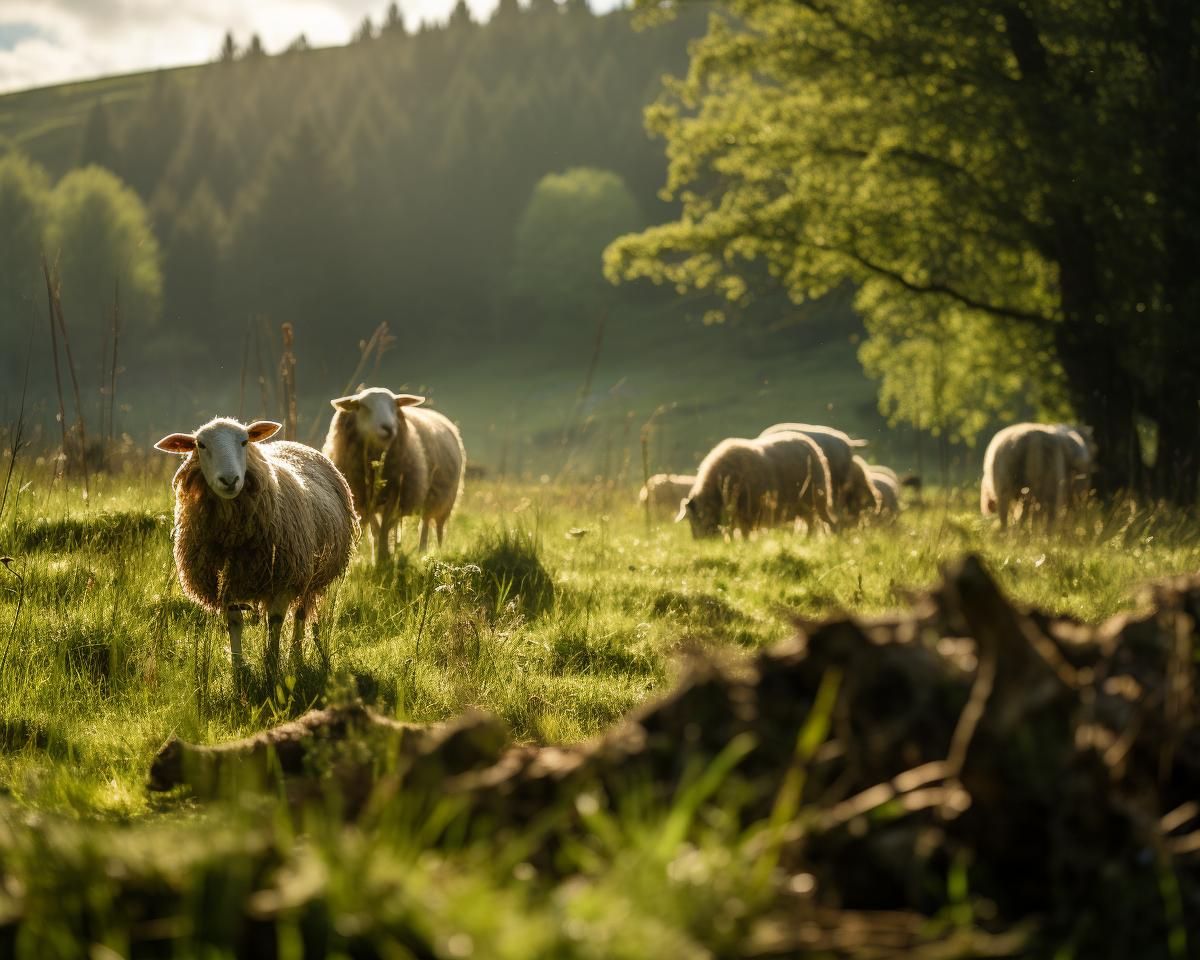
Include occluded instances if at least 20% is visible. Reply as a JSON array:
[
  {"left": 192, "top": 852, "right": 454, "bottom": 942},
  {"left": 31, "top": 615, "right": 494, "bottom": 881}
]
[{"left": 150, "top": 555, "right": 1200, "bottom": 955}]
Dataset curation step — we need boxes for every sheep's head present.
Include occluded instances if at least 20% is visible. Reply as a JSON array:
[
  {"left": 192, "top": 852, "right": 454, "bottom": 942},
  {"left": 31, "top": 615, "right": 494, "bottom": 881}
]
[
  {"left": 154, "top": 418, "right": 281, "bottom": 500},
  {"left": 331, "top": 387, "right": 425, "bottom": 450},
  {"left": 844, "top": 456, "right": 881, "bottom": 518},
  {"left": 675, "top": 494, "right": 719, "bottom": 539}
]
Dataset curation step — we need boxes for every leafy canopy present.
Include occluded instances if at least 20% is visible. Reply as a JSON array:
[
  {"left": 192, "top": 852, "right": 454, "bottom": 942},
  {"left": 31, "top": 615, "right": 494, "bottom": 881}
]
[
  {"left": 511, "top": 167, "right": 643, "bottom": 327},
  {"left": 50, "top": 165, "right": 162, "bottom": 331},
  {"left": 605, "top": 1, "right": 1174, "bottom": 442}
]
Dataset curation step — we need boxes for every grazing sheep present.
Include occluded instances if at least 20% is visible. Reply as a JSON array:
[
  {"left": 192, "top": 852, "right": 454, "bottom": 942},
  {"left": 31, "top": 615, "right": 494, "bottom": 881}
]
[
  {"left": 676, "top": 433, "right": 836, "bottom": 539},
  {"left": 323, "top": 387, "right": 465, "bottom": 563},
  {"left": 760, "top": 423, "right": 878, "bottom": 520},
  {"left": 639, "top": 473, "right": 696, "bottom": 519},
  {"left": 981, "top": 422, "right": 1090, "bottom": 530},
  {"left": 866, "top": 463, "right": 902, "bottom": 517},
  {"left": 155, "top": 418, "right": 358, "bottom": 673},
  {"left": 1055, "top": 424, "right": 1097, "bottom": 508}
]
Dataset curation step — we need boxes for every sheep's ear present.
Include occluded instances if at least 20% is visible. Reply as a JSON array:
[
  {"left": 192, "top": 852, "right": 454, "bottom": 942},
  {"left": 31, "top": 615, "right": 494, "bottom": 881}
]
[
  {"left": 674, "top": 498, "right": 691, "bottom": 523},
  {"left": 154, "top": 433, "right": 195, "bottom": 454},
  {"left": 331, "top": 395, "right": 361, "bottom": 412},
  {"left": 394, "top": 394, "right": 426, "bottom": 409},
  {"left": 247, "top": 421, "right": 282, "bottom": 443}
]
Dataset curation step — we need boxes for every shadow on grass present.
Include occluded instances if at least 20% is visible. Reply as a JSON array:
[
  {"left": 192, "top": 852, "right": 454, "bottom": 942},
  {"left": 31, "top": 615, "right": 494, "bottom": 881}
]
[{"left": 11, "top": 510, "right": 167, "bottom": 553}]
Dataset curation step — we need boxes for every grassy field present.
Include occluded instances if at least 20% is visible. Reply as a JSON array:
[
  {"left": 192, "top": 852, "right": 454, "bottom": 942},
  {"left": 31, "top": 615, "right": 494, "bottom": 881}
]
[
  {"left": 1, "top": 465, "right": 1198, "bottom": 955},
  {"left": 2, "top": 466, "right": 1197, "bottom": 817}
]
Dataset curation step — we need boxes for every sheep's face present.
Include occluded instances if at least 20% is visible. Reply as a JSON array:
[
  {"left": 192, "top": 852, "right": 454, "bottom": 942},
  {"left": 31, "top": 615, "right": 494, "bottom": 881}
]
[
  {"left": 155, "top": 418, "right": 282, "bottom": 500},
  {"left": 843, "top": 459, "right": 880, "bottom": 518},
  {"left": 675, "top": 495, "right": 719, "bottom": 539},
  {"left": 332, "top": 388, "right": 426, "bottom": 451}
]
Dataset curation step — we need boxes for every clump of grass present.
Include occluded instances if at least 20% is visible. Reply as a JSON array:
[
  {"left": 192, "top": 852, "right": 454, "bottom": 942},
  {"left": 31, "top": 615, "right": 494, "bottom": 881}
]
[
  {"left": 450, "top": 527, "right": 555, "bottom": 619},
  {"left": 650, "top": 589, "right": 743, "bottom": 627}
]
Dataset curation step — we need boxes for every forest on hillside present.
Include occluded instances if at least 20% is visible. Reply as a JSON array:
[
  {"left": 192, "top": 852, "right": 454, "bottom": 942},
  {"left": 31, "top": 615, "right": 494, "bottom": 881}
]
[{"left": 1, "top": 4, "right": 758, "bottom": 422}]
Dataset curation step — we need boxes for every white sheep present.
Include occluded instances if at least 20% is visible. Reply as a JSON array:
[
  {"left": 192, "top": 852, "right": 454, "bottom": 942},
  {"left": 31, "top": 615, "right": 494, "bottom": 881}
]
[
  {"left": 865, "top": 462, "right": 902, "bottom": 517},
  {"left": 759, "top": 423, "right": 879, "bottom": 520},
  {"left": 322, "top": 387, "right": 465, "bottom": 563},
  {"left": 677, "top": 433, "right": 836, "bottom": 539},
  {"left": 980, "top": 422, "right": 1093, "bottom": 530},
  {"left": 155, "top": 418, "right": 358, "bottom": 673},
  {"left": 638, "top": 473, "right": 697, "bottom": 520}
]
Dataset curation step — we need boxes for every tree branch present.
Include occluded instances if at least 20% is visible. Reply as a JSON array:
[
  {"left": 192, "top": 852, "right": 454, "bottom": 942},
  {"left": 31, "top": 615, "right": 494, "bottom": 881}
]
[{"left": 808, "top": 240, "right": 1054, "bottom": 326}]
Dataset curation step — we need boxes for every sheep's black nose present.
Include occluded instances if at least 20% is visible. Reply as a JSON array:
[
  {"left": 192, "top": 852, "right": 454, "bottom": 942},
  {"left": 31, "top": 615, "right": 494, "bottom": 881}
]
[{"left": 218, "top": 475, "right": 238, "bottom": 489}]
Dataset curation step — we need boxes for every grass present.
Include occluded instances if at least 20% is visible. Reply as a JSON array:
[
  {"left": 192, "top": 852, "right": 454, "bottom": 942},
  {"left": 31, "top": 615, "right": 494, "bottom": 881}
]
[
  {"left": 1, "top": 468, "right": 1197, "bottom": 819},
  {"left": 0, "top": 467, "right": 1197, "bottom": 956}
]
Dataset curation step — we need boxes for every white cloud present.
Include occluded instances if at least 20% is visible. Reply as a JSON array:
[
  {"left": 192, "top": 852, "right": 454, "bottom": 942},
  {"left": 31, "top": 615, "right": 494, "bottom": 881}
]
[{"left": 0, "top": 0, "right": 602, "bottom": 95}]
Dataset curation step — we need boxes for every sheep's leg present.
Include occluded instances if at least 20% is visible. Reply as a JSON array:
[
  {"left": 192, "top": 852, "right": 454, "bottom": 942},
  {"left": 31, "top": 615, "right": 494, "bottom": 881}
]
[
  {"left": 378, "top": 506, "right": 399, "bottom": 565},
  {"left": 436, "top": 518, "right": 446, "bottom": 548},
  {"left": 227, "top": 605, "right": 244, "bottom": 670},
  {"left": 418, "top": 517, "right": 431, "bottom": 553},
  {"left": 265, "top": 597, "right": 290, "bottom": 679},
  {"left": 291, "top": 602, "right": 308, "bottom": 666},
  {"left": 369, "top": 512, "right": 383, "bottom": 561}
]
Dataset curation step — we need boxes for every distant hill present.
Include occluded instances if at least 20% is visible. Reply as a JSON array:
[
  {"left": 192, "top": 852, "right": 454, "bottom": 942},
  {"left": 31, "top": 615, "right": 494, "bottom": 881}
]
[{"left": 0, "top": 8, "right": 931, "bottom": 478}]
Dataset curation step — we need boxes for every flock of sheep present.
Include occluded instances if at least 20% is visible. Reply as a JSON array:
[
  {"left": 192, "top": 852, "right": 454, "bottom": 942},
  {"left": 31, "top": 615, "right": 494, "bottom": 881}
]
[
  {"left": 639, "top": 422, "right": 906, "bottom": 538},
  {"left": 643, "top": 420, "right": 1096, "bottom": 538},
  {"left": 152, "top": 391, "right": 1095, "bottom": 674}
]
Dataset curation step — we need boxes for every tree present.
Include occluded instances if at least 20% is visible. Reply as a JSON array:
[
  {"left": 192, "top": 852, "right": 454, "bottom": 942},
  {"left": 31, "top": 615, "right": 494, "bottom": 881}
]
[
  {"left": 510, "top": 168, "right": 643, "bottom": 333},
  {"left": 0, "top": 153, "right": 50, "bottom": 380},
  {"left": 382, "top": 3, "right": 407, "bottom": 36},
  {"left": 606, "top": 1, "right": 1200, "bottom": 504},
  {"left": 493, "top": 0, "right": 521, "bottom": 23},
  {"left": 352, "top": 16, "right": 376, "bottom": 43},
  {"left": 49, "top": 167, "right": 163, "bottom": 351},
  {"left": 227, "top": 118, "right": 353, "bottom": 355},
  {"left": 448, "top": 0, "right": 474, "bottom": 30},
  {"left": 162, "top": 183, "right": 228, "bottom": 339},
  {"left": 242, "top": 33, "right": 266, "bottom": 59},
  {"left": 218, "top": 31, "right": 238, "bottom": 63},
  {"left": 78, "top": 100, "right": 118, "bottom": 171},
  {"left": 116, "top": 73, "right": 185, "bottom": 198}
]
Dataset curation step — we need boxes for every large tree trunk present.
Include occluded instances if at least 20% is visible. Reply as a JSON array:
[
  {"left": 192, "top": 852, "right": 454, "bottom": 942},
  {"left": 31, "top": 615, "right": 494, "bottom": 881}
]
[
  {"left": 1145, "top": 0, "right": 1200, "bottom": 506},
  {"left": 1052, "top": 213, "right": 1144, "bottom": 499},
  {"left": 1153, "top": 394, "right": 1200, "bottom": 505}
]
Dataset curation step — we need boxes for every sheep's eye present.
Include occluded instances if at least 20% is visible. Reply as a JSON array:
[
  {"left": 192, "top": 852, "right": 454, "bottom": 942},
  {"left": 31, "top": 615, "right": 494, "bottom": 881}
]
[
  {"left": 197, "top": 442, "right": 206, "bottom": 450},
  {"left": 241, "top": 440, "right": 248, "bottom": 447}
]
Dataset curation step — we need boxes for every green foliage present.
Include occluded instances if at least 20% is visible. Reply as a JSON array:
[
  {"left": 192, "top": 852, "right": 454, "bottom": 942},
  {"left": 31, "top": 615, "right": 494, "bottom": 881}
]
[
  {"left": 77, "top": 100, "right": 118, "bottom": 172},
  {"left": 162, "top": 183, "right": 228, "bottom": 342},
  {"left": 510, "top": 168, "right": 644, "bottom": 329},
  {"left": 49, "top": 165, "right": 162, "bottom": 335},
  {"left": 855, "top": 278, "right": 1070, "bottom": 443},
  {"left": 0, "top": 152, "right": 50, "bottom": 378},
  {"left": 0, "top": 9, "right": 712, "bottom": 427},
  {"left": 607, "top": 1, "right": 1200, "bottom": 493}
]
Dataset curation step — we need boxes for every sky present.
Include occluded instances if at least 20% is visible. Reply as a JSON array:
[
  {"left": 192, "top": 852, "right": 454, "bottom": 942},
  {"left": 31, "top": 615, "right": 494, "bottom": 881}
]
[{"left": 0, "top": 0, "right": 617, "bottom": 95}]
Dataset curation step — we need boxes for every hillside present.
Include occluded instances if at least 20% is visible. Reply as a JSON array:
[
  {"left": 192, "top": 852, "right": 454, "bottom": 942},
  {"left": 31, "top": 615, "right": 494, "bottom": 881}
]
[{"left": 0, "top": 8, "right": 932, "bottom": 479}]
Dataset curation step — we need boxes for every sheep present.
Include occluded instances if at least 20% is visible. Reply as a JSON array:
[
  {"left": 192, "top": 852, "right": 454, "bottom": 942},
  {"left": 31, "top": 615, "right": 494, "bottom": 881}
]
[
  {"left": 980, "top": 422, "right": 1093, "bottom": 530},
  {"left": 154, "top": 418, "right": 358, "bottom": 674},
  {"left": 638, "top": 473, "right": 696, "bottom": 520},
  {"left": 866, "top": 463, "right": 902, "bottom": 517},
  {"left": 676, "top": 433, "right": 836, "bottom": 539},
  {"left": 1055, "top": 424, "right": 1097, "bottom": 508},
  {"left": 759, "top": 423, "right": 879, "bottom": 521},
  {"left": 322, "top": 387, "right": 465, "bottom": 563}
]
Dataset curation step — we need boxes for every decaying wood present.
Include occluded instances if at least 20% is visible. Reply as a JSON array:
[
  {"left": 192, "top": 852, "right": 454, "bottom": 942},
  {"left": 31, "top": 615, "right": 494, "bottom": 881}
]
[{"left": 150, "top": 554, "right": 1200, "bottom": 955}]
